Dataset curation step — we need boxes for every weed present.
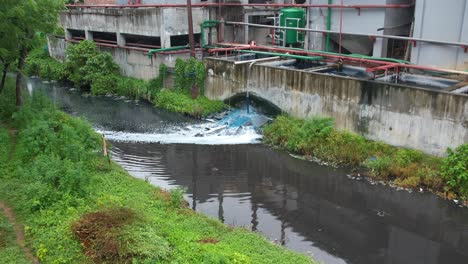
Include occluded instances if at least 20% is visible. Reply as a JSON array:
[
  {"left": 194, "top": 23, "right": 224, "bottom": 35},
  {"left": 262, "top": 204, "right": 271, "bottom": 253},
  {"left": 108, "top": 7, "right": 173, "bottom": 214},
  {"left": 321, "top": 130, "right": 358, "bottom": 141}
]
[
  {"left": 441, "top": 144, "right": 468, "bottom": 198},
  {"left": 169, "top": 187, "right": 188, "bottom": 208},
  {"left": 263, "top": 115, "right": 465, "bottom": 199}
]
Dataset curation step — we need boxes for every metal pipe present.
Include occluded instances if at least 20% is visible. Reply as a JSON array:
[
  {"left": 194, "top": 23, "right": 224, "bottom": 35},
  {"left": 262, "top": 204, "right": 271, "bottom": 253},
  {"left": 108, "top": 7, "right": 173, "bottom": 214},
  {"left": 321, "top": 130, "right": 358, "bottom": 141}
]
[
  {"left": 224, "top": 21, "right": 468, "bottom": 48},
  {"left": 339, "top": 0, "right": 343, "bottom": 54},
  {"left": 187, "top": 0, "right": 195, "bottom": 58},
  {"left": 217, "top": 0, "right": 223, "bottom": 43},
  {"left": 66, "top": 3, "right": 414, "bottom": 9},
  {"left": 236, "top": 50, "right": 323, "bottom": 61},
  {"left": 218, "top": 43, "right": 468, "bottom": 76},
  {"left": 326, "top": 0, "right": 332, "bottom": 52},
  {"left": 65, "top": 39, "right": 150, "bottom": 52},
  {"left": 147, "top": 45, "right": 189, "bottom": 57},
  {"left": 200, "top": 20, "right": 219, "bottom": 48}
]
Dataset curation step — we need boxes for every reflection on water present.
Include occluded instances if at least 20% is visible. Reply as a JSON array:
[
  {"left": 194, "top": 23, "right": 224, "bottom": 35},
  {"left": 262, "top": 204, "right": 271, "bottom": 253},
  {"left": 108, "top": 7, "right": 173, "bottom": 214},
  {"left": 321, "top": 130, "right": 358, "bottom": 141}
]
[
  {"left": 110, "top": 143, "right": 468, "bottom": 264},
  {"left": 32, "top": 78, "right": 468, "bottom": 264}
]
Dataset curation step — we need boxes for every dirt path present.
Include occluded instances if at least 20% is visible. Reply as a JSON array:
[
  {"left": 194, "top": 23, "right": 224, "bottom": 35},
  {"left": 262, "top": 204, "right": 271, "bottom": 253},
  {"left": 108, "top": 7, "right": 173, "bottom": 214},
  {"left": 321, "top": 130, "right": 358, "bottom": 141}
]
[
  {"left": 0, "top": 202, "right": 39, "bottom": 264},
  {"left": 0, "top": 126, "right": 39, "bottom": 263}
]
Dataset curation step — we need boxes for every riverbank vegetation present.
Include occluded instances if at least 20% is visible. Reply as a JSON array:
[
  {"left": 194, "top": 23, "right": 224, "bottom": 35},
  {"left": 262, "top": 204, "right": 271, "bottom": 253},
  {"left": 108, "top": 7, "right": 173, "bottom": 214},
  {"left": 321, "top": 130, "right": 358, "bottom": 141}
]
[
  {"left": 0, "top": 81, "right": 313, "bottom": 263},
  {"left": 24, "top": 40, "right": 226, "bottom": 117},
  {"left": 263, "top": 115, "right": 468, "bottom": 201}
]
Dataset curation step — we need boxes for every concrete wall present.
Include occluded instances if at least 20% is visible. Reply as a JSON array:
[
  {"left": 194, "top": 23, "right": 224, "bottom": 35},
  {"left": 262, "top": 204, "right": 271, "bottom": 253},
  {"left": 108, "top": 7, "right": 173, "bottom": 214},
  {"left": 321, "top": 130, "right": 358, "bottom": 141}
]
[
  {"left": 46, "top": 35, "right": 193, "bottom": 80},
  {"left": 102, "top": 47, "right": 191, "bottom": 80},
  {"left": 47, "top": 35, "right": 67, "bottom": 62},
  {"left": 411, "top": 0, "right": 468, "bottom": 70},
  {"left": 61, "top": 7, "right": 208, "bottom": 45},
  {"left": 204, "top": 58, "right": 468, "bottom": 155}
]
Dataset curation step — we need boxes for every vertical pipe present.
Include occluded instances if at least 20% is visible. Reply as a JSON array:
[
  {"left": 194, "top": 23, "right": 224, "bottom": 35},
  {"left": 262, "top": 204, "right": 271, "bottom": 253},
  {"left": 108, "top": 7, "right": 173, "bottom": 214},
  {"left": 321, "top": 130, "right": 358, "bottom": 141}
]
[
  {"left": 187, "top": 0, "right": 196, "bottom": 57},
  {"left": 326, "top": 0, "right": 332, "bottom": 51},
  {"left": 339, "top": 0, "right": 343, "bottom": 53},
  {"left": 217, "top": 0, "right": 223, "bottom": 43}
]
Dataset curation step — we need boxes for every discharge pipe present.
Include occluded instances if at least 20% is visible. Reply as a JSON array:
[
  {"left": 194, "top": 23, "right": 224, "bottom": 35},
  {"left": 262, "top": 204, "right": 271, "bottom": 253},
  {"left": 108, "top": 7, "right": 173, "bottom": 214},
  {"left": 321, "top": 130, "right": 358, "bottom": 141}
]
[
  {"left": 147, "top": 45, "right": 189, "bottom": 57},
  {"left": 236, "top": 50, "right": 323, "bottom": 61}
]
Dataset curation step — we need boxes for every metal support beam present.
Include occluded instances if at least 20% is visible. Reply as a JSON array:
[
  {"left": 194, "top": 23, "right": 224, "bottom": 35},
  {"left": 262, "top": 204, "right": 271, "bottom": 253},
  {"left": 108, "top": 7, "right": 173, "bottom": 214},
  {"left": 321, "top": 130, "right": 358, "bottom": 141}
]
[{"left": 187, "top": 0, "right": 195, "bottom": 58}]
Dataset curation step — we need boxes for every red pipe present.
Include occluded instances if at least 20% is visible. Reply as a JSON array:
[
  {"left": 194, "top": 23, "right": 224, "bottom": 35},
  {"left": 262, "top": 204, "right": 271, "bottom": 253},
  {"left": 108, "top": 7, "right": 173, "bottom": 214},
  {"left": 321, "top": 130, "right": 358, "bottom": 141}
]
[
  {"left": 66, "top": 3, "right": 414, "bottom": 9},
  {"left": 216, "top": 43, "right": 468, "bottom": 75},
  {"left": 126, "top": 43, "right": 161, "bottom": 49},
  {"left": 66, "top": 39, "right": 150, "bottom": 52}
]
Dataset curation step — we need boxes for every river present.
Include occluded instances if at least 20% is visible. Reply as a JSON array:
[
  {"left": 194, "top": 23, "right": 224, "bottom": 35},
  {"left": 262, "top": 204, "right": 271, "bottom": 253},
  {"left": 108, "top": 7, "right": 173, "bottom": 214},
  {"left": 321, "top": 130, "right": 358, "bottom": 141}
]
[{"left": 30, "top": 78, "right": 468, "bottom": 264}]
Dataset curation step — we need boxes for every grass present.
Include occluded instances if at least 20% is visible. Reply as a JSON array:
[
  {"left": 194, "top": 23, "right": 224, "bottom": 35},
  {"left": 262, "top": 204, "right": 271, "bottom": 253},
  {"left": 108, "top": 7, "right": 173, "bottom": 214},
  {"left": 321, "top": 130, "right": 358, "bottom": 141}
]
[
  {"left": 0, "top": 80, "right": 314, "bottom": 263},
  {"left": 0, "top": 213, "right": 30, "bottom": 264},
  {"left": 263, "top": 115, "right": 467, "bottom": 201},
  {"left": 154, "top": 89, "right": 227, "bottom": 118}
]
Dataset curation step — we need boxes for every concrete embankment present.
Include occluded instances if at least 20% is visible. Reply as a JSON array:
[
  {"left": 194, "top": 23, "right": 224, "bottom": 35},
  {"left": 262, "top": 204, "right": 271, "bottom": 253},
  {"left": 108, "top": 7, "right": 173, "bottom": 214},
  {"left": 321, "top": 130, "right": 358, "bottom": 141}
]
[{"left": 204, "top": 58, "right": 468, "bottom": 156}]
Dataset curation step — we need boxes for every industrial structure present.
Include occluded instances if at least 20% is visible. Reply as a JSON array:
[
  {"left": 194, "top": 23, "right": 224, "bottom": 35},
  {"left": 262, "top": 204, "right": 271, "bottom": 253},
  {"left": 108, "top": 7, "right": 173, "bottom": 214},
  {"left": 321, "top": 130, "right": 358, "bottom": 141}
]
[
  {"left": 50, "top": 0, "right": 468, "bottom": 155},
  {"left": 55, "top": 0, "right": 467, "bottom": 79}
]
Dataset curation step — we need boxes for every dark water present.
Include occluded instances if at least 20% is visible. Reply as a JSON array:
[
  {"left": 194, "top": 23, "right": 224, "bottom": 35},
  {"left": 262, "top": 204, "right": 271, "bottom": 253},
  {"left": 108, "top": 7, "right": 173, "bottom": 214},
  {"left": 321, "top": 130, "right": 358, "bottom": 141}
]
[{"left": 31, "top": 78, "right": 468, "bottom": 264}]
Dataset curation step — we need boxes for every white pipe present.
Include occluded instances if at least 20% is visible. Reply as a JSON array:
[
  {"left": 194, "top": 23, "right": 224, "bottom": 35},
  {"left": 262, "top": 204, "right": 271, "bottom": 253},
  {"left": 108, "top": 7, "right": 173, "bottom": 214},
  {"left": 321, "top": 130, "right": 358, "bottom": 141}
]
[{"left": 224, "top": 21, "right": 468, "bottom": 48}]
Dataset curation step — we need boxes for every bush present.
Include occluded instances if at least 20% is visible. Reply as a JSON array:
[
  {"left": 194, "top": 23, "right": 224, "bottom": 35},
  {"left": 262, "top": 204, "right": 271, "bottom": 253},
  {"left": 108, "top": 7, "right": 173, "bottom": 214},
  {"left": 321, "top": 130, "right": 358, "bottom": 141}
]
[
  {"left": 23, "top": 156, "right": 90, "bottom": 210},
  {"left": 169, "top": 187, "right": 187, "bottom": 208},
  {"left": 154, "top": 89, "right": 226, "bottom": 118},
  {"left": 0, "top": 78, "right": 17, "bottom": 122},
  {"left": 174, "top": 58, "right": 205, "bottom": 95},
  {"left": 66, "top": 40, "right": 119, "bottom": 89},
  {"left": 147, "top": 64, "right": 167, "bottom": 99},
  {"left": 25, "top": 48, "right": 68, "bottom": 81},
  {"left": 441, "top": 144, "right": 468, "bottom": 197},
  {"left": 90, "top": 74, "right": 118, "bottom": 95}
]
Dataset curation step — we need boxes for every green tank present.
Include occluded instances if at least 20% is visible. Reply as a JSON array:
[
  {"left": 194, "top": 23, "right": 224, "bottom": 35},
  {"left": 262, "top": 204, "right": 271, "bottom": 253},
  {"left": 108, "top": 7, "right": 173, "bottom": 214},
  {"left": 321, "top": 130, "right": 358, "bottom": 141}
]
[{"left": 279, "top": 8, "right": 306, "bottom": 47}]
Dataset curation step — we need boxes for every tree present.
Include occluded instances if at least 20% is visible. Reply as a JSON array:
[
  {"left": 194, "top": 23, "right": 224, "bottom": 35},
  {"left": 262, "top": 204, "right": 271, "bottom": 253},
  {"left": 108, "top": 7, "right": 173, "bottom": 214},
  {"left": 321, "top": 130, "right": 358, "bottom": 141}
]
[{"left": 0, "top": 0, "right": 64, "bottom": 106}]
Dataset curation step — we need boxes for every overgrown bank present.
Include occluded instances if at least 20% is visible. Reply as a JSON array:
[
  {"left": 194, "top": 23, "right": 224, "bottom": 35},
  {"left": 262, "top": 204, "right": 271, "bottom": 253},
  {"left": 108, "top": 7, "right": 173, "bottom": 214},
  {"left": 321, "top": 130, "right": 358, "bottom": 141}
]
[
  {"left": 25, "top": 40, "right": 225, "bottom": 118},
  {"left": 263, "top": 116, "right": 468, "bottom": 202},
  {"left": 0, "top": 81, "right": 313, "bottom": 263}
]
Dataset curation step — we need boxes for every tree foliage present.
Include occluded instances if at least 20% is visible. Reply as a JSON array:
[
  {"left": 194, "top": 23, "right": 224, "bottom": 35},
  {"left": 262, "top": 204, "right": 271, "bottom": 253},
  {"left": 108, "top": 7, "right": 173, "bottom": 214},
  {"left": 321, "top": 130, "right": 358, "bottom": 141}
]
[
  {"left": 66, "top": 40, "right": 119, "bottom": 89},
  {"left": 0, "top": 0, "right": 64, "bottom": 103}
]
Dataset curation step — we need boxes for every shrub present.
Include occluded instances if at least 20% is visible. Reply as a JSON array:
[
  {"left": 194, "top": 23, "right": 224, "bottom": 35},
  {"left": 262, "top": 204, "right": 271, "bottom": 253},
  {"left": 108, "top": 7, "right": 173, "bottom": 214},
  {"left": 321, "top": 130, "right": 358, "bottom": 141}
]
[
  {"left": 23, "top": 156, "right": 89, "bottom": 210},
  {"left": 169, "top": 187, "right": 187, "bottom": 208},
  {"left": 0, "top": 78, "right": 17, "bottom": 122},
  {"left": 441, "top": 144, "right": 468, "bottom": 197},
  {"left": 154, "top": 89, "right": 226, "bottom": 118},
  {"left": 90, "top": 74, "right": 118, "bottom": 95},
  {"left": 364, "top": 156, "right": 392, "bottom": 178},
  {"left": 66, "top": 40, "right": 119, "bottom": 89},
  {"left": 174, "top": 58, "right": 205, "bottom": 95},
  {"left": 147, "top": 64, "right": 168, "bottom": 99}
]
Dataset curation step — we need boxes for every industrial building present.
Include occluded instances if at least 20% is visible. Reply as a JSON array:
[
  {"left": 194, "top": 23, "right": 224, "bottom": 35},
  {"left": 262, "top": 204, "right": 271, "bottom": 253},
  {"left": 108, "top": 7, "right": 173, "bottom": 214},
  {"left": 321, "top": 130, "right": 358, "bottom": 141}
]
[
  {"left": 50, "top": 0, "right": 467, "bottom": 155},
  {"left": 55, "top": 0, "right": 467, "bottom": 79}
]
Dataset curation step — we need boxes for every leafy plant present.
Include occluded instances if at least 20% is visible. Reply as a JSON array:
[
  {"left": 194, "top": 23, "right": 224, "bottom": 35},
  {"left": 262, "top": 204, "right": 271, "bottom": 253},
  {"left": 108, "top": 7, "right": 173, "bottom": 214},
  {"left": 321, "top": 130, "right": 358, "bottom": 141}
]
[
  {"left": 174, "top": 57, "right": 206, "bottom": 95},
  {"left": 169, "top": 187, "right": 187, "bottom": 208},
  {"left": 65, "top": 41, "right": 119, "bottom": 89},
  {"left": 441, "top": 144, "right": 468, "bottom": 197}
]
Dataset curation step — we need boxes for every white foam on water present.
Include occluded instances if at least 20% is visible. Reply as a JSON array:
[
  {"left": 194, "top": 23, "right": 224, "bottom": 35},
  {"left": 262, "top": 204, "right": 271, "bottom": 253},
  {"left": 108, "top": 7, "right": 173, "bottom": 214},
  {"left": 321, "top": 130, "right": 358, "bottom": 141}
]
[{"left": 97, "top": 122, "right": 262, "bottom": 145}]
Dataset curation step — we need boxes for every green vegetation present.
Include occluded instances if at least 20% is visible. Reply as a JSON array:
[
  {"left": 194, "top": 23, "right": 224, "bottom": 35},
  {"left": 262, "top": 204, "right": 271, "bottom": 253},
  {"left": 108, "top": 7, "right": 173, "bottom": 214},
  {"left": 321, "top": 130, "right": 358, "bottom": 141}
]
[
  {"left": 442, "top": 144, "right": 468, "bottom": 198},
  {"left": 24, "top": 41, "right": 226, "bottom": 117},
  {"left": 263, "top": 115, "right": 468, "bottom": 201},
  {"left": 0, "top": 0, "right": 64, "bottom": 105},
  {"left": 155, "top": 89, "right": 226, "bottom": 118},
  {"left": 0, "top": 81, "right": 313, "bottom": 263},
  {"left": 24, "top": 48, "right": 68, "bottom": 81},
  {"left": 0, "top": 213, "right": 30, "bottom": 264}
]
